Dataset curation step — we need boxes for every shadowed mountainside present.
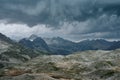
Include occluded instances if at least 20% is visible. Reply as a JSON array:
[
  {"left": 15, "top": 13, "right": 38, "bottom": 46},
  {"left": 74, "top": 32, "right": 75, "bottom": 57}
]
[
  {"left": 44, "top": 37, "right": 120, "bottom": 54},
  {"left": 19, "top": 35, "right": 51, "bottom": 54}
]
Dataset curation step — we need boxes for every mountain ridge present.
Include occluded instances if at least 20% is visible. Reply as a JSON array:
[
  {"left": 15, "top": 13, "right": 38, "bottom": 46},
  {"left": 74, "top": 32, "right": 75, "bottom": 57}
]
[
  {"left": 43, "top": 37, "right": 120, "bottom": 54},
  {"left": 19, "top": 35, "right": 50, "bottom": 54},
  {"left": 19, "top": 35, "right": 120, "bottom": 55}
]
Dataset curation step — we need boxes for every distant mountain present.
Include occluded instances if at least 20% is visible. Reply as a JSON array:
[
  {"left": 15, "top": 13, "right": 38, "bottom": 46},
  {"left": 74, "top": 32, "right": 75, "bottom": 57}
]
[
  {"left": 44, "top": 37, "right": 120, "bottom": 54},
  {"left": 19, "top": 35, "right": 50, "bottom": 53},
  {"left": 19, "top": 35, "right": 120, "bottom": 55},
  {"left": 77, "top": 39, "right": 114, "bottom": 51},
  {"left": 108, "top": 41, "right": 120, "bottom": 50},
  {"left": 44, "top": 37, "right": 77, "bottom": 55}
]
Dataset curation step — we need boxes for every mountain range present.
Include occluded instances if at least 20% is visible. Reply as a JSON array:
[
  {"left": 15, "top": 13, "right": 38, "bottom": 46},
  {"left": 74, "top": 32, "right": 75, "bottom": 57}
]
[
  {"left": 0, "top": 32, "right": 120, "bottom": 57},
  {"left": 19, "top": 35, "right": 120, "bottom": 55}
]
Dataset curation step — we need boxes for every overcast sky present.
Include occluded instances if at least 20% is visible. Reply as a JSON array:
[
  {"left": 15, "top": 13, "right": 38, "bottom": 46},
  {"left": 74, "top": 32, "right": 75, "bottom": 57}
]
[{"left": 0, "top": 0, "right": 120, "bottom": 41}]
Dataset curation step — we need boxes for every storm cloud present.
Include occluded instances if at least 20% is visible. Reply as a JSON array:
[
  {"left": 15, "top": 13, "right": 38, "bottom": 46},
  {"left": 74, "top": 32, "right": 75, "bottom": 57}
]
[
  {"left": 0, "top": 0, "right": 120, "bottom": 41},
  {"left": 1, "top": 0, "right": 120, "bottom": 26}
]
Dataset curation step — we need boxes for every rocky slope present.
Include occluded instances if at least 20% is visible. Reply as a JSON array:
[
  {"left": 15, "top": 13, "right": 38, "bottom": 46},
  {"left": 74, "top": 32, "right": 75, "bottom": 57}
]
[
  {"left": 1, "top": 49, "right": 120, "bottom": 80},
  {"left": 0, "top": 33, "right": 40, "bottom": 69}
]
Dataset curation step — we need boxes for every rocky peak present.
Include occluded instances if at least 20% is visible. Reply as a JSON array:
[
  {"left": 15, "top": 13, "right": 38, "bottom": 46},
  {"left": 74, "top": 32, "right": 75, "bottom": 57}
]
[{"left": 28, "top": 34, "right": 38, "bottom": 41}]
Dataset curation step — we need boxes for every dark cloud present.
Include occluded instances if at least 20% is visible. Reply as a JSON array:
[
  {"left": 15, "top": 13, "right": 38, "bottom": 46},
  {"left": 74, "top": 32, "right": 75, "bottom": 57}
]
[
  {"left": 0, "top": 0, "right": 120, "bottom": 26},
  {"left": 0, "top": 0, "right": 120, "bottom": 41}
]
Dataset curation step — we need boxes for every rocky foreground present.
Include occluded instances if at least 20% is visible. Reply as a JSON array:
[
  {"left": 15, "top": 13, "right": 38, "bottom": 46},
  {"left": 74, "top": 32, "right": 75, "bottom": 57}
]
[{"left": 0, "top": 49, "right": 120, "bottom": 80}]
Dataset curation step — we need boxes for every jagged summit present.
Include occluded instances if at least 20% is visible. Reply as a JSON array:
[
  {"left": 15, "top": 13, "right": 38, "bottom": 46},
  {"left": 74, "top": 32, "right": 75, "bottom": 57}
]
[
  {"left": 28, "top": 34, "right": 38, "bottom": 41},
  {"left": 19, "top": 35, "right": 50, "bottom": 53}
]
